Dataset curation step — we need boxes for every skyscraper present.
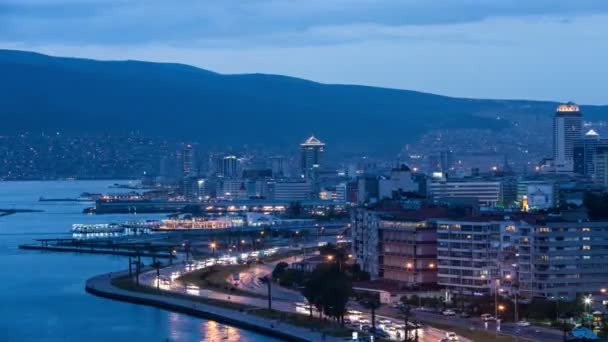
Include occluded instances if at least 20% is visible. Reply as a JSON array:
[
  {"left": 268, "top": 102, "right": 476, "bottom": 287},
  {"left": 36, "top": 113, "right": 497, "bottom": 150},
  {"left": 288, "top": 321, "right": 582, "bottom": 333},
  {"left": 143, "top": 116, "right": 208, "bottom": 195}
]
[
  {"left": 182, "top": 144, "right": 195, "bottom": 177},
  {"left": 553, "top": 102, "right": 582, "bottom": 173},
  {"left": 300, "top": 136, "right": 325, "bottom": 179},
  {"left": 221, "top": 155, "right": 238, "bottom": 178}
]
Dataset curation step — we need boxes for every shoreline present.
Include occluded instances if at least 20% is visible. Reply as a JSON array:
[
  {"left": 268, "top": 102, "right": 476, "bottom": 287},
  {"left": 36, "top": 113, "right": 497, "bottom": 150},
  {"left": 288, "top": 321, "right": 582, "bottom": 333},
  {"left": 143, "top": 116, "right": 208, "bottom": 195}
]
[{"left": 85, "top": 271, "right": 339, "bottom": 342}]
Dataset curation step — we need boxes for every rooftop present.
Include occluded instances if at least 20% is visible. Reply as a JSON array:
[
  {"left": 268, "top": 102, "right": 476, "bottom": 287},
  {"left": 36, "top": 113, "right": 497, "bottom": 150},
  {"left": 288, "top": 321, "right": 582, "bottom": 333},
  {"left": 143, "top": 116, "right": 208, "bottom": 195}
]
[{"left": 301, "top": 135, "right": 325, "bottom": 146}]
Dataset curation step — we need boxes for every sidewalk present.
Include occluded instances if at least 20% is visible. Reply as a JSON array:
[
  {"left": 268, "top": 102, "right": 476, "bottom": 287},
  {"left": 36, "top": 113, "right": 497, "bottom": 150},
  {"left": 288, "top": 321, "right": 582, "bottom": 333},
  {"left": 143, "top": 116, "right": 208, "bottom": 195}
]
[{"left": 86, "top": 270, "right": 344, "bottom": 342}]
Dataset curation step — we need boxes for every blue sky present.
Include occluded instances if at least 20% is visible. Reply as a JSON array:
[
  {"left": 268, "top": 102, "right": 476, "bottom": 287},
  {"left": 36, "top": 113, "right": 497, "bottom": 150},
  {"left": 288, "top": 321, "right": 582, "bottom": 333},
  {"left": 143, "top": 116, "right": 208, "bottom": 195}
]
[{"left": 1, "top": 0, "right": 607, "bottom": 104}]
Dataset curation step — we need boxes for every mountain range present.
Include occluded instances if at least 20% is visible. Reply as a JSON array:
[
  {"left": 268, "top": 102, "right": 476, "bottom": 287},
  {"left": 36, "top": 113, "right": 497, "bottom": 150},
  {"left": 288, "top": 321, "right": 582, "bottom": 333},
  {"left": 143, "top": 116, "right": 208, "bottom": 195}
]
[{"left": 1, "top": 49, "right": 606, "bottom": 153}]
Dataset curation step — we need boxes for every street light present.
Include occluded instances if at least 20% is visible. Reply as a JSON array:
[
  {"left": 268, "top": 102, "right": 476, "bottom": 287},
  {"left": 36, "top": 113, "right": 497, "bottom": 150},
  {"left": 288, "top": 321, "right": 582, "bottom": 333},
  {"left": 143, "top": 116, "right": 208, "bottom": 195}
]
[
  {"left": 584, "top": 295, "right": 593, "bottom": 328},
  {"left": 210, "top": 242, "right": 217, "bottom": 255},
  {"left": 601, "top": 288, "right": 607, "bottom": 294},
  {"left": 327, "top": 255, "right": 334, "bottom": 262},
  {"left": 428, "top": 263, "right": 436, "bottom": 269}
]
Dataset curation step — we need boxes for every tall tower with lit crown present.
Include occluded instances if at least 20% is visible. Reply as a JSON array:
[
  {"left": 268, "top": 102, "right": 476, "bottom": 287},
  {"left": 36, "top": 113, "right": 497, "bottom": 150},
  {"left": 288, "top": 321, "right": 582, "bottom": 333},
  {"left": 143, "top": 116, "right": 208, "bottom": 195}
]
[
  {"left": 553, "top": 102, "right": 582, "bottom": 172},
  {"left": 300, "top": 136, "right": 325, "bottom": 179}
]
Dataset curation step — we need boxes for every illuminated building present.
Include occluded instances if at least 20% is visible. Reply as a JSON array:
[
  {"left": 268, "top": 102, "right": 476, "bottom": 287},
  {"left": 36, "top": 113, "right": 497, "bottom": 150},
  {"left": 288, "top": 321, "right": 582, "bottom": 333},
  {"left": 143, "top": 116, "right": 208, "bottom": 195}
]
[
  {"left": 182, "top": 144, "right": 195, "bottom": 177},
  {"left": 267, "top": 181, "right": 312, "bottom": 201},
  {"left": 428, "top": 180, "right": 502, "bottom": 207},
  {"left": 221, "top": 155, "right": 239, "bottom": 178},
  {"left": 553, "top": 103, "right": 582, "bottom": 173},
  {"left": 300, "top": 136, "right": 325, "bottom": 179}
]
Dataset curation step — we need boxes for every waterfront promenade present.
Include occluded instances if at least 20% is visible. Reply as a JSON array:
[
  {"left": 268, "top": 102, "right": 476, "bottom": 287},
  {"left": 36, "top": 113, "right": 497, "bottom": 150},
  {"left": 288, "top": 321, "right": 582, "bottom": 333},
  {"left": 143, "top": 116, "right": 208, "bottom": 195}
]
[{"left": 85, "top": 271, "right": 343, "bottom": 342}]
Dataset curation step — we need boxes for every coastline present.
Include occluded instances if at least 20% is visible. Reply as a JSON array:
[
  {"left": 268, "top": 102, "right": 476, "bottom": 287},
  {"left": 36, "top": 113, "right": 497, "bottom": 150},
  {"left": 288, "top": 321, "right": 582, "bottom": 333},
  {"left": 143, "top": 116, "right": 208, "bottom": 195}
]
[{"left": 85, "top": 271, "right": 339, "bottom": 342}]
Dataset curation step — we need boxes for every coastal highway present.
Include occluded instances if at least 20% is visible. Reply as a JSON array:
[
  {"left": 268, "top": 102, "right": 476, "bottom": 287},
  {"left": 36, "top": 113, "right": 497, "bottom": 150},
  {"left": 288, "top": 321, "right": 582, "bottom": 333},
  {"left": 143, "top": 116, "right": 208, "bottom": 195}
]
[{"left": 139, "top": 260, "right": 471, "bottom": 342}]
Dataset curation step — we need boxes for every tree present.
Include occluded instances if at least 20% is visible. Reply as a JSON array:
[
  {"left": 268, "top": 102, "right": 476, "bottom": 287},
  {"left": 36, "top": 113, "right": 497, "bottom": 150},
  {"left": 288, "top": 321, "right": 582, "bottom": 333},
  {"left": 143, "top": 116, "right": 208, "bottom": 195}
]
[
  {"left": 272, "top": 262, "right": 289, "bottom": 280},
  {"left": 302, "top": 268, "right": 323, "bottom": 318},
  {"left": 360, "top": 294, "right": 381, "bottom": 332},
  {"left": 301, "top": 263, "right": 352, "bottom": 322},
  {"left": 321, "top": 271, "right": 352, "bottom": 324}
]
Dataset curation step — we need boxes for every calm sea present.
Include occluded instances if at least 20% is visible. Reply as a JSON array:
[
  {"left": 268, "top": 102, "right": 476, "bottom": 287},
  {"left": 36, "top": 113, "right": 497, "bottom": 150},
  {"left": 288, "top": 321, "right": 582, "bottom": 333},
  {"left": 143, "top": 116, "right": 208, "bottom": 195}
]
[{"left": 0, "top": 180, "right": 280, "bottom": 342}]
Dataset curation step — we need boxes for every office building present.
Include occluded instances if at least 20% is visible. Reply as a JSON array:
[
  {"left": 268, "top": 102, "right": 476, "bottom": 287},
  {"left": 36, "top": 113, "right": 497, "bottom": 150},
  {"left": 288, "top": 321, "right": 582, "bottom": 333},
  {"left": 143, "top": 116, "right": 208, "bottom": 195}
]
[
  {"left": 594, "top": 148, "right": 608, "bottom": 188},
  {"left": 221, "top": 155, "right": 239, "bottom": 178},
  {"left": 435, "top": 218, "right": 533, "bottom": 296},
  {"left": 529, "top": 222, "right": 608, "bottom": 300},
  {"left": 270, "top": 156, "right": 286, "bottom": 178},
  {"left": 182, "top": 144, "right": 195, "bottom": 177},
  {"left": 352, "top": 206, "right": 452, "bottom": 286},
  {"left": 517, "top": 181, "right": 555, "bottom": 211},
  {"left": 268, "top": 181, "right": 312, "bottom": 201},
  {"left": 428, "top": 180, "right": 502, "bottom": 207},
  {"left": 553, "top": 103, "right": 582, "bottom": 173},
  {"left": 378, "top": 165, "right": 419, "bottom": 199},
  {"left": 573, "top": 129, "right": 608, "bottom": 176},
  {"left": 300, "top": 136, "right": 325, "bottom": 179}
]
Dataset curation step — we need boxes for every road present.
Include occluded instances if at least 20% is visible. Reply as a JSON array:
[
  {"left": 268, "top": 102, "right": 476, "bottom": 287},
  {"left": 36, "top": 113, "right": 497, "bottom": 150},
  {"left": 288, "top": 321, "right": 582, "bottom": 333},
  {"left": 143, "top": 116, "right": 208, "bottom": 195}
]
[
  {"left": 401, "top": 308, "right": 563, "bottom": 342},
  {"left": 232, "top": 255, "right": 305, "bottom": 302},
  {"left": 139, "top": 258, "right": 470, "bottom": 342}
]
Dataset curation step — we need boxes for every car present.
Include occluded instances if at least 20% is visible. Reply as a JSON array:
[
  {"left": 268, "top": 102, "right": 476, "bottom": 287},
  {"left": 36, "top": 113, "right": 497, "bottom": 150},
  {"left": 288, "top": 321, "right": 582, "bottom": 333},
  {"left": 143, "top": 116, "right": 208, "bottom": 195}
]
[
  {"left": 442, "top": 309, "right": 457, "bottom": 316},
  {"left": 459, "top": 312, "right": 470, "bottom": 318},
  {"left": 481, "top": 313, "right": 495, "bottom": 321},
  {"left": 343, "top": 318, "right": 351, "bottom": 325},
  {"left": 445, "top": 332, "right": 460, "bottom": 341},
  {"left": 516, "top": 320, "right": 531, "bottom": 327}
]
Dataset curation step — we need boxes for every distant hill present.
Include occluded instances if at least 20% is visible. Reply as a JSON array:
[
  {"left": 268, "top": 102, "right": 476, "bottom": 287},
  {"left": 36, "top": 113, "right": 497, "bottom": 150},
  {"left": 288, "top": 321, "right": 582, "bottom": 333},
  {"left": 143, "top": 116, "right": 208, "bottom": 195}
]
[{"left": 0, "top": 49, "right": 606, "bottom": 153}]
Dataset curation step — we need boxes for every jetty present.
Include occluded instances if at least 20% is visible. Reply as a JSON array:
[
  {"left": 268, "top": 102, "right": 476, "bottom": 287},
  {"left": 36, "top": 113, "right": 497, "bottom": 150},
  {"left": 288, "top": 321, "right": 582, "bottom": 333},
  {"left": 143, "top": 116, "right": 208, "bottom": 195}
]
[{"left": 19, "top": 239, "right": 177, "bottom": 259}]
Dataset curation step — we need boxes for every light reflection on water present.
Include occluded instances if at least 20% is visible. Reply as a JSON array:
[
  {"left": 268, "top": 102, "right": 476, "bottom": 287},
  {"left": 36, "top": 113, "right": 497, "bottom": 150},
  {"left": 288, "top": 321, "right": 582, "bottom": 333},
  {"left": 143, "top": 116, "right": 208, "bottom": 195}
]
[{"left": 0, "top": 180, "right": 280, "bottom": 342}]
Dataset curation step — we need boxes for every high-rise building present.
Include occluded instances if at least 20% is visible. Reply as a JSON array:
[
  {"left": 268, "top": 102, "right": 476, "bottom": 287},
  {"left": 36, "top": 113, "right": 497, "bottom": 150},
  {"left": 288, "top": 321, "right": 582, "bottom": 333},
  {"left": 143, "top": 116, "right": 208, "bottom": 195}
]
[
  {"left": 574, "top": 129, "right": 608, "bottom": 176},
  {"left": 221, "top": 155, "right": 238, "bottom": 178},
  {"left": 270, "top": 156, "right": 285, "bottom": 177},
  {"left": 594, "top": 147, "right": 608, "bottom": 188},
  {"left": 553, "top": 103, "right": 582, "bottom": 173},
  {"left": 182, "top": 144, "right": 195, "bottom": 177},
  {"left": 300, "top": 136, "right": 325, "bottom": 179}
]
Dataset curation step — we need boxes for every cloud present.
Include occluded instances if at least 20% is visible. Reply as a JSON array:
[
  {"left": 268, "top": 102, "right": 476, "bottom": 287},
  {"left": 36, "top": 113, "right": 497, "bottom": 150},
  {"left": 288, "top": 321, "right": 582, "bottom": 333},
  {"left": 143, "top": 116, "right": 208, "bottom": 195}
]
[{"left": 2, "top": 0, "right": 608, "bottom": 46}]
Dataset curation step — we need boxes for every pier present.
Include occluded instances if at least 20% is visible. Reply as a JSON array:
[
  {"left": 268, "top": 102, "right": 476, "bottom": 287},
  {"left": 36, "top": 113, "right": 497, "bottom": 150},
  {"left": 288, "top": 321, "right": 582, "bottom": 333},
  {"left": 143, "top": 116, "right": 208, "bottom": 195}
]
[{"left": 19, "top": 238, "right": 177, "bottom": 259}]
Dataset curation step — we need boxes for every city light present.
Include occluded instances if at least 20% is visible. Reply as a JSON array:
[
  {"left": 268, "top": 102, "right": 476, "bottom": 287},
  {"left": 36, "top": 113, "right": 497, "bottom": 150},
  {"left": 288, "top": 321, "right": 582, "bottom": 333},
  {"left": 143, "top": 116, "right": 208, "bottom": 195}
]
[
  {"left": 406, "top": 262, "right": 413, "bottom": 269},
  {"left": 327, "top": 255, "right": 334, "bottom": 261},
  {"left": 601, "top": 288, "right": 607, "bottom": 294},
  {"left": 428, "top": 263, "right": 435, "bottom": 269},
  {"left": 498, "top": 304, "right": 505, "bottom": 311}
]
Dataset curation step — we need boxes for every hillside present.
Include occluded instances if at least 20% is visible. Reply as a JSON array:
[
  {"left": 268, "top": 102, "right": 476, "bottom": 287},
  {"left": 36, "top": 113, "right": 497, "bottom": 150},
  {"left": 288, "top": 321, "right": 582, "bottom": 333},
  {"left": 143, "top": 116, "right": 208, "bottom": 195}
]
[{"left": 0, "top": 49, "right": 606, "bottom": 152}]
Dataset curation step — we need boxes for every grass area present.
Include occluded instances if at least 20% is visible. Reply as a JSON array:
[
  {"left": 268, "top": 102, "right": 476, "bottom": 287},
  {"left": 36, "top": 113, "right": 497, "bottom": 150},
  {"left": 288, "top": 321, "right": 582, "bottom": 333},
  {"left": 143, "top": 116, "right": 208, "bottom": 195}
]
[
  {"left": 110, "top": 275, "right": 362, "bottom": 339},
  {"left": 417, "top": 319, "right": 534, "bottom": 342}
]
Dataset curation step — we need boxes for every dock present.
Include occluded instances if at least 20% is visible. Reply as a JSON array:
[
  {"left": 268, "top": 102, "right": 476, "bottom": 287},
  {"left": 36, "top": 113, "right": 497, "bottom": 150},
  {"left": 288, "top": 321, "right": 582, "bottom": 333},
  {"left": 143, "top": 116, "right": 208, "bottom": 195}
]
[{"left": 19, "top": 238, "right": 177, "bottom": 259}]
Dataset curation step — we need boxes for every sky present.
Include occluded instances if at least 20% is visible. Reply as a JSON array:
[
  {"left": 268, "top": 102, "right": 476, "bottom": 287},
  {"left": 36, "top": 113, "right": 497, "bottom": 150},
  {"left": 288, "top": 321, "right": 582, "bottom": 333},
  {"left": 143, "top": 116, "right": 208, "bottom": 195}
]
[{"left": 1, "top": 0, "right": 608, "bottom": 104}]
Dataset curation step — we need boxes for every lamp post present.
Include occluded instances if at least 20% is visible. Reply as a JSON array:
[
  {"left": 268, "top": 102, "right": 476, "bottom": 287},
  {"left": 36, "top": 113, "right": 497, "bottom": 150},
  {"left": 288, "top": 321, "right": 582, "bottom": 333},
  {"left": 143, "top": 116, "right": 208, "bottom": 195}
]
[
  {"left": 210, "top": 241, "right": 217, "bottom": 256},
  {"left": 584, "top": 295, "right": 592, "bottom": 328},
  {"left": 494, "top": 278, "right": 500, "bottom": 320}
]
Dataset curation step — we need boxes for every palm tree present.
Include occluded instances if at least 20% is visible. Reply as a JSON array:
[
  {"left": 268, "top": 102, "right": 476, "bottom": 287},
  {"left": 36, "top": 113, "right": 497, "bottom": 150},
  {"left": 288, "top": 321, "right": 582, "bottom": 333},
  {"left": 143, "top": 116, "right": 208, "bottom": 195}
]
[
  {"left": 152, "top": 260, "right": 162, "bottom": 291},
  {"left": 360, "top": 295, "right": 381, "bottom": 333}
]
